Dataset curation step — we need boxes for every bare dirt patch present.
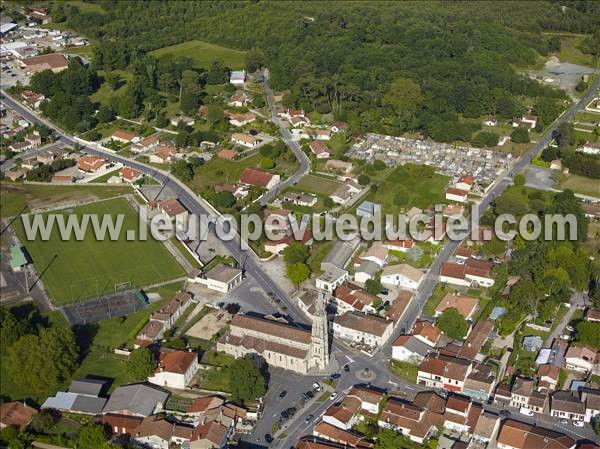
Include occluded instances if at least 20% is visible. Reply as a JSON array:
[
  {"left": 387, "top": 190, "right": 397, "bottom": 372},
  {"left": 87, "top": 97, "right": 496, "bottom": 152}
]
[{"left": 185, "top": 309, "right": 231, "bottom": 340}]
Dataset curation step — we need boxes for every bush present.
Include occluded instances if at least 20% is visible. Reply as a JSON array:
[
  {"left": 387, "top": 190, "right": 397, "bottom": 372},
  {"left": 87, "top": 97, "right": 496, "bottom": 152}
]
[
  {"left": 358, "top": 174, "right": 371, "bottom": 185},
  {"left": 260, "top": 157, "right": 275, "bottom": 169},
  {"left": 472, "top": 131, "right": 499, "bottom": 147},
  {"left": 511, "top": 128, "right": 530, "bottom": 143}
]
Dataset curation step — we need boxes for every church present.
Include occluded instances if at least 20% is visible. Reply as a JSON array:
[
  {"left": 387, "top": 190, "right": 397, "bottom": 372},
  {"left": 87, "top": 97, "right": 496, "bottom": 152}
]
[{"left": 217, "top": 292, "right": 330, "bottom": 374}]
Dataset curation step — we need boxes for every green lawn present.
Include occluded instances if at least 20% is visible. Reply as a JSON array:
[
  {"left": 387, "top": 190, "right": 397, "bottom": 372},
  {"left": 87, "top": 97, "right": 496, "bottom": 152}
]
[
  {"left": 90, "top": 70, "right": 132, "bottom": 106},
  {"left": 192, "top": 153, "right": 262, "bottom": 189},
  {"left": 0, "top": 182, "right": 133, "bottom": 218},
  {"left": 548, "top": 34, "right": 598, "bottom": 68},
  {"left": 89, "top": 168, "right": 121, "bottom": 183},
  {"left": 149, "top": 40, "right": 246, "bottom": 69},
  {"left": 558, "top": 173, "right": 600, "bottom": 198},
  {"left": 294, "top": 174, "right": 343, "bottom": 196},
  {"left": 389, "top": 360, "right": 418, "bottom": 383},
  {"left": 365, "top": 164, "right": 449, "bottom": 214},
  {"left": 13, "top": 198, "right": 185, "bottom": 305}
]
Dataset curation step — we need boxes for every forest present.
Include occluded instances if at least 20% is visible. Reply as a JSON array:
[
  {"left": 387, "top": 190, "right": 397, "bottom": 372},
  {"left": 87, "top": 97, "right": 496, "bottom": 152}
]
[{"left": 46, "top": 0, "right": 600, "bottom": 142}]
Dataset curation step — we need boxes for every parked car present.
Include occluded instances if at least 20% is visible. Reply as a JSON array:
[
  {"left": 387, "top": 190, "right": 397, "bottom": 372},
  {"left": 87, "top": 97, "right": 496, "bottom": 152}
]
[
  {"left": 573, "top": 421, "right": 584, "bottom": 428},
  {"left": 519, "top": 407, "right": 534, "bottom": 417},
  {"left": 565, "top": 325, "right": 575, "bottom": 333},
  {"left": 499, "top": 410, "right": 511, "bottom": 417},
  {"left": 301, "top": 392, "right": 308, "bottom": 401},
  {"left": 380, "top": 287, "right": 390, "bottom": 295},
  {"left": 280, "top": 410, "right": 289, "bottom": 421},
  {"left": 279, "top": 390, "right": 287, "bottom": 399},
  {"left": 330, "top": 392, "right": 338, "bottom": 400},
  {"left": 264, "top": 434, "right": 273, "bottom": 443},
  {"left": 287, "top": 407, "right": 297, "bottom": 416},
  {"left": 313, "top": 382, "right": 321, "bottom": 391},
  {"left": 305, "top": 414, "right": 314, "bottom": 424},
  {"left": 330, "top": 373, "right": 341, "bottom": 380},
  {"left": 343, "top": 364, "right": 350, "bottom": 372},
  {"left": 306, "top": 390, "right": 314, "bottom": 399},
  {"left": 560, "top": 419, "right": 569, "bottom": 425}
]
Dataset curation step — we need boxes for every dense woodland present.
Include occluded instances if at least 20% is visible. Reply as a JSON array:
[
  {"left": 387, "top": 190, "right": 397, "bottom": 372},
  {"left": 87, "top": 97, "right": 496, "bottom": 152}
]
[{"left": 42, "top": 1, "right": 600, "bottom": 142}]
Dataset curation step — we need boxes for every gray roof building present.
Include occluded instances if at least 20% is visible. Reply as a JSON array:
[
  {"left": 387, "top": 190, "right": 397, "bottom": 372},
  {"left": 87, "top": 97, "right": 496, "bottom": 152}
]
[
  {"left": 102, "top": 384, "right": 169, "bottom": 417},
  {"left": 69, "top": 378, "right": 107, "bottom": 396},
  {"left": 321, "top": 235, "right": 361, "bottom": 271},
  {"left": 42, "top": 392, "right": 107, "bottom": 415}
]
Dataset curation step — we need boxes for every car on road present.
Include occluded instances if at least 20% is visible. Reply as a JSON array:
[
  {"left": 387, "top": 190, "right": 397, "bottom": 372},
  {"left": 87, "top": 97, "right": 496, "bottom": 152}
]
[
  {"left": 565, "top": 325, "right": 575, "bottom": 333},
  {"left": 330, "top": 373, "right": 341, "bottom": 380},
  {"left": 264, "top": 434, "right": 273, "bottom": 443},
  {"left": 330, "top": 392, "right": 338, "bottom": 400},
  {"left": 305, "top": 414, "right": 314, "bottom": 424},
  {"left": 279, "top": 390, "right": 287, "bottom": 399},
  {"left": 281, "top": 410, "right": 289, "bottom": 421},
  {"left": 380, "top": 287, "right": 390, "bottom": 295},
  {"left": 301, "top": 392, "right": 308, "bottom": 401},
  {"left": 499, "top": 410, "right": 511, "bottom": 417},
  {"left": 560, "top": 334, "right": 572, "bottom": 341},
  {"left": 306, "top": 390, "right": 314, "bottom": 399},
  {"left": 313, "top": 382, "right": 321, "bottom": 391},
  {"left": 343, "top": 364, "right": 350, "bottom": 372},
  {"left": 560, "top": 419, "right": 569, "bottom": 425},
  {"left": 287, "top": 407, "right": 297, "bottom": 416},
  {"left": 573, "top": 421, "right": 584, "bottom": 427},
  {"left": 519, "top": 407, "right": 534, "bottom": 416}
]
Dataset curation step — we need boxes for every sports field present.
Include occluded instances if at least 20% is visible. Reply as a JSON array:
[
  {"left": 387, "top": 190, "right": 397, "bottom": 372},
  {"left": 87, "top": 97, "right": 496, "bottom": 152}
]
[
  {"left": 13, "top": 198, "right": 185, "bottom": 305},
  {"left": 149, "top": 40, "right": 246, "bottom": 69}
]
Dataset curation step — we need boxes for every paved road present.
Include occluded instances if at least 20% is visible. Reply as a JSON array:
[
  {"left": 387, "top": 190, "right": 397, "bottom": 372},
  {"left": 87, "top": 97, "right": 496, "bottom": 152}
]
[
  {"left": 259, "top": 69, "right": 311, "bottom": 206},
  {"left": 0, "top": 91, "right": 309, "bottom": 324}
]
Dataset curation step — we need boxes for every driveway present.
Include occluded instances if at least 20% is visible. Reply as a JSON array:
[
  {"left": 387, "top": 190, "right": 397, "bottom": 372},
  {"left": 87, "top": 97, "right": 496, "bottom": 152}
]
[{"left": 524, "top": 166, "right": 559, "bottom": 191}]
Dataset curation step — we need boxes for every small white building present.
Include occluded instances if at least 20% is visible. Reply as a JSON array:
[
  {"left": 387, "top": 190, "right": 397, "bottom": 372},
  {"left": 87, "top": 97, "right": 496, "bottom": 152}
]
[
  {"left": 190, "top": 264, "right": 242, "bottom": 293},
  {"left": 230, "top": 70, "right": 246, "bottom": 85},
  {"left": 332, "top": 311, "right": 393, "bottom": 348},
  {"left": 391, "top": 335, "right": 433, "bottom": 363},
  {"left": 148, "top": 350, "right": 199, "bottom": 390},
  {"left": 316, "top": 266, "right": 349, "bottom": 292},
  {"left": 380, "top": 264, "right": 424, "bottom": 290}
]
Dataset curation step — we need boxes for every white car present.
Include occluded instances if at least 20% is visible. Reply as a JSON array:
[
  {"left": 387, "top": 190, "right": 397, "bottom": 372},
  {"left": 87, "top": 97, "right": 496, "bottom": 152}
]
[
  {"left": 329, "top": 392, "right": 338, "bottom": 400},
  {"left": 312, "top": 382, "right": 322, "bottom": 392},
  {"left": 573, "top": 421, "right": 584, "bottom": 428},
  {"left": 519, "top": 407, "right": 534, "bottom": 416}
]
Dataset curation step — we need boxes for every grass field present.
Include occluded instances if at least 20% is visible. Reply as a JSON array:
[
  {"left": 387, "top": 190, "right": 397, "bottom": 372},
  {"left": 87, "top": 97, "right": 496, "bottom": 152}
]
[
  {"left": 150, "top": 40, "right": 246, "bottom": 69},
  {"left": 0, "top": 182, "right": 133, "bottom": 218},
  {"left": 191, "top": 153, "right": 262, "bottom": 189},
  {"left": 365, "top": 164, "right": 449, "bottom": 214},
  {"left": 550, "top": 34, "right": 598, "bottom": 68},
  {"left": 90, "top": 70, "right": 132, "bottom": 106},
  {"left": 558, "top": 174, "right": 600, "bottom": 198},
  {"left": 13, "top": 198, "right": 185, "bottom": 305},
  {"left": 294, "top": 174, "right": 342, "bottom": 196}
]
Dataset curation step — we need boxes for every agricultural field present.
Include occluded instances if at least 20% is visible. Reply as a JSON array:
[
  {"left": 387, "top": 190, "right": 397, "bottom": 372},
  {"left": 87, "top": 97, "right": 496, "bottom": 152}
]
[
  {"left": 149, "top": 40, "right": 246, "bottom": 69},
  {"left": 551, "top": 34, "right": 598, "bottom": 68},
  {"left": 557, "top": 173, "right": 600, "bottom": 198},
  {"left": 12, "top": 198, "right": 185, "bottom": 305},
  {"left": 364, "top": 164, "right": 450, "bottom": 214}
]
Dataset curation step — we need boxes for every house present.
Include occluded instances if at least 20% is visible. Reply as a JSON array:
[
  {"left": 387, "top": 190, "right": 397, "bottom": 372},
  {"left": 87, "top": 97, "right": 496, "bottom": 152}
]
[
  {"left": 214, "top": 183, "right": 248, "bottom": 199},
  {"left": 42, "top": 379, "right": 108, "bottom": 415},
  {"left": 25, "top": 133, "right": 41, "bottom": 148},
  {"left": 229, "top": 70, "right": 246, "bottom": 85},
  {"left": 148, "top": 350, "right": 199, "bottom": 390},
  {"left": 386, "top": 239, "right": 415, "bottom": 253},
  {"left": 330, "top": 181, "right": 361, "bottom": 205},
  {"left": 136, "top": 292, "right": 193, "bottom": 345},
  {"left": 353, "top": 260, "right": 380, "bottom": 284},
  {"left": 111, "top": 130, "right": 139, "bottom": 144},
  {"left": 263, "top": 208, "right": 292, "bottom": 233},
  {"left": 8, "top": 141, "right": 32, "bottom": 153},
  {"left": 228, "top": 91, "right": 251, "bottom": 107},
  {"left": 577, "top": 142, "right": 600, "bottom": 156},
  {"left": 264, "top": 228, "right": 313, "bottom": 254},
  {"left": 443, "top": 394, "right": 483, "bottom": 436},
  {"left": 100, "top": 414, "right": 143, "bottom": 436},
  {"left": 537, "top": 364, "right": 560, "bottom": 392},
  {"left": 332, "top": 283, "right": 378, "bottom": 314},
  {"left": 37, "top": 150, "right": 56, "bottom": 165},
  {"left": 455, "top": 246, "right": 475, "bottom": 261},
  {"left": 496, "top": 419, "right": 574, "bottom": 449},
  {"left": 278, "top": 107, "right": 306, "bottom": 121},
  {"left": 330, "top": 121, "right": 349, "bottom": 133},
  {"left": 512, "top": 115, "right": 538, "bottom": 130},
  {"left": 564, "top": 345, "right": 597, "bottom": 373},
  {"left": 385, "top": 290, "right": 413, "bottom": 325},
  {"left": 312, "top": 421, "right": 374, "bottom": 448},
  {"left": 77, "top": 155, "right": 109, "bottom": 173},
  {"left": 316, "top": 266, "right": 350, "bottom": 292},
  {"left": 225, "top": 111, "right": 256, "bottom": 127},
  {"left": 321, "top": 235, "right": 361, "bottom": 272},
  {"left": 132, "top": 135, "right": 160, "bottom": 153},
  {"left": 232, "top": 132, "right": 261, "bottom": 148},
  {"left": 456, "top": 175, "right": 475, "bottom": 192},
  {"left": 308, "top": 140, "right": 330, "bottom": 158},
  {"left": 463, "top": 364, "right": 496, "bottom": 401},
  {"left": 0, "top": 402, "right": 37, "bottom": 430},
  {"left": 170, "top": 116, "right": 195, "bottom": 127},
  {"left": 446, "top": 187, "right": 469, "bottom": 203},
  {"left": 378, "top": 396, "right": 444, "bottom": 444},
  {"left": 332, "top": 311, "right": 393, "bottom": 348},
  {"left": 346, "top": 385, "right": 386, "bottom": 416},
  {"left": 190, "top": 420, "right": 229, "bottom": 448},
  {"left": 322, "top": 399, "right": 361, "bottom": 430},
  {"left": 434, "top": 293, "right": 478, "bottom": 320},
  {"left": 185, "top": 395, "right": 224, "bottom": 423},
  {"left": 357, "top": 243, "right": 388, "bottom": 268},
  {"left": 120, "top": 167, "right": 143, "bottom": 183},
  {"left": 158, "top": 198, "right": 189, "bottom": 229},
  {"left": 239, "top": 168, "right": 280, "bottom": 189},
  {"left": 550, "top": 391, "right": 585, "bottom": 421},
  {"left": 458, "top": 320, "right": 493, "bottom": 361},
  {"left": 580, "top": 388, "right": 600, "bottom": 423},
  {"left": 471, "top": 412, "right": 500, "bottom": 448},
  {"left": 282, "top": 192, "right": 318, "bottom": 207},
  {"left": 509, "top": 378, "right": 547, "bottom": 413},
  {"left": 392, "top": 335, "right": 434, "bottom": 363},
  {"left": 190, "top": 264, "right": 242, "bottom": 293},
  {"left": 417, "top": 354, "right": 471, "bottom": 393},
  {"left": 482, "top": 116, "right": 497, "bottom": 126},
  {"left": 290, "top": 115, "right": 311, "bottom": 127},
  {"left": 440, "top": 260, "right": 495, "bottom": 288},
  {"left": 381, "top": 264, "right": 424, "bottom": 290},
  {"left": 149, "top": 146, "right": 177, "bottom": 164},
  {"left": 131, "top": 415, "right": 194, "bottom": 449},
  {"left": 21, "top": 90, "right": 45, "bottom": 109},
  {"left": 312, "top": 129, "right": 332, "bottom": 140},
  {"left": 586, "top": 308, "right": 600, "bottom": 322},
  {"left": 102, "top": 384, "right": 169, "bottom": 417},
  {"left": 20, "top": 53, "right": 68, "bottom": 73},
  {"left": 412, "top": 321, "right": 441, "bottom": 348},
  {"left": 356, "top": 201, "right": 381, "bottom": 218}
]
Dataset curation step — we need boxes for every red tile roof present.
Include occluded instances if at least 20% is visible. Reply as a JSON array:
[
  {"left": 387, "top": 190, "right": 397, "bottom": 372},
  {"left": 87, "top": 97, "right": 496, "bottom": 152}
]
[
  {"left": 239, "top": 168, "right": 274, "bottom": 187},
  {"left": 155, "top": 350, "right": 197, "bottom": 374}
]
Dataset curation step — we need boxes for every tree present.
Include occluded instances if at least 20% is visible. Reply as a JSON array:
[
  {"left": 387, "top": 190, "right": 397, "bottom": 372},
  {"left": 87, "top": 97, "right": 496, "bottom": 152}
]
[
  {"left": 260, "top": 157, "right": 275, "bottom": 169},
  {"left": 230, "top": 355, "right": 266, "bottom": 403},
  {"left": 514, "top": 173, "right": 526, "bottom": 186},
  {"left": 286, "top": 262, "right": 310, "bottom": 287},
  {"left": 383, "top": 78, "right": 423, "bottom": 131},
  {"left": 436, "top": 308, "right": 468, "bottom": 340},
  {"left": 127, "top": 347, "right": 155, "bottom": 381},
  {"left": 511, "top": 128, "right": 530, "bottom": 143},
  {"left": 180, "top": 69, "right": 201, "bottom": 115},
  {"left": 212, "top": 191, "right": 236, "bottom": 209},
  {"left": 358, "top": 174, "right": 371, "bottom": 186},
  {"left": 472, "top": 131, "right": 499, "bottom": 147},
  {"left": 548, "top": 35, "right": 561, "bottom": 53},
  {"left": 283, "top": 242, "right": 310, "bottom": 265},
  {"left": 30, "top": 409, "right": 60, "bottom": 434},
  {"left": 245, "top": 47, "right": 265, "bottom": 73},
  {"left": 0, "top": 308, "right": 29, "bottom": 349},
  {"left": 324, "top": 197, "right": 334, "bottom": 208},
  {"left": 555, "top": 122, "right": 575, "bottom": 148},
  {"left": 6, "top": 327, "right": 78, "bottom": 393},
  {"left": 365, "top": 278, "right": 382, "bottom": 295},
  {"left": 575, "top": 322, "right": 600, "bottom": 350},
  {"left": 96, "top": 105, "right": 115, "bottom": 123}
]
